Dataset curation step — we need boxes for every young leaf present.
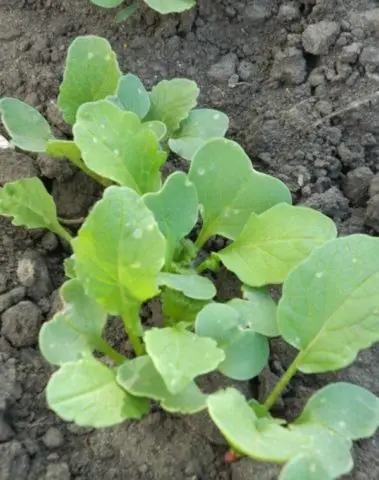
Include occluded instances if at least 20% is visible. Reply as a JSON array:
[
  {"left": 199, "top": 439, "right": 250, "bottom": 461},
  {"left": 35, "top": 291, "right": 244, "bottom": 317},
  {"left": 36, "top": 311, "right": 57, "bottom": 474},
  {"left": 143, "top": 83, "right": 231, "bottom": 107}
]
[
  {"left": 0, "top": 178, "right": 71, "bottom": 242},
  {"left": 145, "top": 327, "right": 224, "bottom": 394},
  {"left": 72, "top": 186, "right": 166, "bottom": 314},
  {"left": 161, "top": 288, "right": 208, "bottom": 325},
  {"left": 64, "top": 256, "right": 76, "bottom": 279},
  {"left": 278, "top": 235, "right": 379, "bottom": 373},
  {"left": 91, "top": 0, "right": 123, "bottom": 7},
  {"left": 294, "top": 382, "right": 379, "bottom": 440},
  {"left": 73, "top": 100, "right": 166, "bottom": 194},
  {"left": 144, "top": 0, "right": 195, "bottom": 13},
  {"left": 47, "top": 356, "right": 149, "bottom": 427},
  {"left": 115, "top": 4, "right": 138, "bottom": 23},
  {"left": 142, "top": 121, "right": 167, "bottom": 141},
  {"left": 144, "top": 172, "right": 198, "bottom": 266},
  {"left": 117, "top": 356, "right": 206, "bottom": 414},
  {"left": 218, "top": 204, "right": 337, "bottom": 287},
  {"left": 157, "top": 272, "right": 216, "bottom": 300},
  {"left": 196, "top": 303, "right": 269, "bottom": 380},
  {"left": 58, "top": 36, "right": 121, "bottom": 124},
  {"left": 188, "top": 139, "right": 292, "bottom": 245},
  {"left": 169, "top": 109, "right": 229, "bottom": 161},
  {"left": 146, "top": 79, "right": 199, "bottom": 136},
  {"left": 279, "top": 456, "right": 333, "bottom": 480},
  {"left": 0, "top": 98, "right": 53, "bottom": 152},
  {"left": 207, "top": 388, "right": 310, "bottom": 462},
  {"left": 47, "top": 139, "right": 82, "bottom": 164},
  {"left": 39, "top": 279, "right": 107, "bottom": 365},
  {"left": 109, "top": 74, "right": 150, "bottom": 119}
]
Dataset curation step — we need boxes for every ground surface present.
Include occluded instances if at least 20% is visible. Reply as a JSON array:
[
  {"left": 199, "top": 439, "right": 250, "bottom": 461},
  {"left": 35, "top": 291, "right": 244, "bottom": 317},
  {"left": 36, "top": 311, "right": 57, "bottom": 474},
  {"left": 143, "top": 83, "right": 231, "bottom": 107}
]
[{"left": 1, "top": 0, "right": 379, "bottom": 478}]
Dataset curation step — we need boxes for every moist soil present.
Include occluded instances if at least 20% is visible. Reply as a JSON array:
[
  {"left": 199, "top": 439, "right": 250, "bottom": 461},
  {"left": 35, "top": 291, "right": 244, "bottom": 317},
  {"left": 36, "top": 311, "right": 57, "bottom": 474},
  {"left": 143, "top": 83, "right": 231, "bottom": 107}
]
[{"left": 1, "top": 0, "right": 379, "bottom": 479}]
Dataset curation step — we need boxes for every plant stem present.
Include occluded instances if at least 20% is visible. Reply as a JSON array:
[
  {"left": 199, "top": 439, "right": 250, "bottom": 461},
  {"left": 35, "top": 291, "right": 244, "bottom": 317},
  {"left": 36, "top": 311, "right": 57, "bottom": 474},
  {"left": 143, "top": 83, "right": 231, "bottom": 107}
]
[
  {"left": 54, "top": 225, "right": 73, "bottom": 244},
  {"left": 263, "top": 351, "right": 304, "bottom": 411},
  {"left": 196, "top": 254, "right": 221, "bottom": 274},
  {"left": 195, "top": 226, "right": 210, "bottom": 249},
  {"left": 122, "top": 306, "right": 145, "bottom": 356},
  {"left": 95, "top": 339, "right": 127, "bottom": 364}
]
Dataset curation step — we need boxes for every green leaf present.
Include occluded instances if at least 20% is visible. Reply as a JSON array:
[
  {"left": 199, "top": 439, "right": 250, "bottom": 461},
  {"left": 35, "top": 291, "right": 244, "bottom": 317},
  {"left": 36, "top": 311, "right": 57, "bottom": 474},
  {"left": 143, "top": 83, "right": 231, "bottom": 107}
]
[
  {"left": 207, "top": 388, "right": 310, "bottom": 462},
  {"left": 39, "top": 279, "right": 107, "bottom": 365},
  {"left": 144, "top": 172, "right": 198, "bottom": 265},
  {"left": 64, "top": 256, "right": 76, "bottom": 279},
  {"left": 117, "top": 356, "right": 206, "bottom": 413},
  {"left": 145, "top": 327, "right": 224, "bottom": 394},
  {"left": 109, "top": 74, "right": 150, "bottom": 119},
  {"left": 196, "top": 303, "right": 269, "bottom": 380},
  {"left": 47, "top": 356, "right": 148, "bottom": 427},
  {"left": 161, "top": 288, "right": 208, "bottom": 325},
  {"left": 58, "top": 36, "right": 121, "bottom": 124},
  {"left": 72, "top": 186, "right": 166, "bottom": 314},
  {"left": 0, "top": 98, "right": 53, "bottom": 152},
  {"left": 279, "top": 456, "right": 333, "bottom": 480},
  {"left": 218, "top": 203, "right": 337, "bottom": 287},
  {"left": 115, "top": 4, "right": 138, "bottom": 23},
  {"left": 169, "top": 109, "right": 229, "bottom": 160},
  {"left": 236, "top": 286, "right": 278, "bottom": 337},
  {"left": 73, "top": 100, "right": 166, "bottom": 194},
  {"left": 142, "top": 121, "right": 167, "bottom": 141},
  {"left": 47, "top": 139, "right": 82, "bottom": 164},
  {"left": 157, "top": 272, "right": 216, "bottom": 300},
  {"left": 278, "top": 235, "right": 379, "bottom": 373},
  {"left": 91, "top": 0, "right": 123, "bottom": 7},
  {"left": 295, "top": 382, "right": 379, "bottom": 440},
  {"left": 0, "top": 178, "right": 71, "bottom": 241},
  {"left": 188, "top": 139, "right": 292, "bottom": 245},
  {"left": 144, "top": 0, "right": 195, "bottom": 13},
  {"left": 146, "top": 79, "right": 199, "bottom": 136}
]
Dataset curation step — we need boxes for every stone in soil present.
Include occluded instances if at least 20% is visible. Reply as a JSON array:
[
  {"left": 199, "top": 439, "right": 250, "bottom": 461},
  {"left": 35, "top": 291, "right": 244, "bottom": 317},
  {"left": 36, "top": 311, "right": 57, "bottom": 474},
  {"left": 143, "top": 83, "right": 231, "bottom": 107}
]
[
  {"left": 1, "top": 301, "right": 42, "bottom": 347},
  {"left": 17, "top": 250, "right": 53, "bottom": 301},
  {"left": 42, "top": 427, "right": 65, "bottom": 449},
  {"left": 342, "top": 166, "right": 374, "bottom": 205},
  {"left": 45, "top": 462, "right": 71, "bottom": 480},
  {"left": 0, "top": 440, "right": 30, "bottom": 480},
  {"left": 0, "top": 286, "right": 26, "bottom": 314},
  {"left": 232, "top": 458, "right": 281, "bottom": 480},
  {"left": 302, "top": 21, "right": 340, "bottom": 55}
]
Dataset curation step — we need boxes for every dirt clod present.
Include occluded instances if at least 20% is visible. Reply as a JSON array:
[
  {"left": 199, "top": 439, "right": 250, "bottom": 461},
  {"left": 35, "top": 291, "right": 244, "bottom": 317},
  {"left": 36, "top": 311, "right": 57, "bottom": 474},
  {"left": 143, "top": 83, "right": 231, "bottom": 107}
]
[{"left": 1, "top": 301, "right": 42, "bottom": 347}]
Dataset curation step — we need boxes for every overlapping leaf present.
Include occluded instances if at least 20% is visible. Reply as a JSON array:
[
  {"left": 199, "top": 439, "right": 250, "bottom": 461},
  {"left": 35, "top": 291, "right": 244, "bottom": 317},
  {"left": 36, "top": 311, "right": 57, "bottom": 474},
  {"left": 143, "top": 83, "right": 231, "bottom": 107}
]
[
  {"left": 108, "top": 74, "right": 150, "bottom": 119},
  {"left": 157, "top": 272, "right": 216, "bottom": 300}
]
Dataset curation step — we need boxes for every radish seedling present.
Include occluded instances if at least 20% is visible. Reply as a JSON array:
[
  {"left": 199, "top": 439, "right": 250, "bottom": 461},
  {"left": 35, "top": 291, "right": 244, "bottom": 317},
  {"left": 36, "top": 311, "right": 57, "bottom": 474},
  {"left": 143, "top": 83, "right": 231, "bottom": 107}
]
[{"left": 90, "top": 0, "right": 195, "bottom": 18}]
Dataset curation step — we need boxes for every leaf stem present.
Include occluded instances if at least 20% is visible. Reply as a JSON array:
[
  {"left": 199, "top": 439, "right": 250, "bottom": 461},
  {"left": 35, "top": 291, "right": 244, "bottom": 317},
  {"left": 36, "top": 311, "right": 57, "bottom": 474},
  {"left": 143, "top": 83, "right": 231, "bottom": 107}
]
[
  {"left": 195, "top": 226, "right": 211, "bottom": 249},
  {"left": 263, "top": 351, "right": 304, "bottom": 411},
  {"left": 95, "top": 339, "right": 127, "bottom": 364},
  {"left": 54, "top": 225, "right": 74, "bottom": 244},
  {"left": 122, "top": 306, "right": 145, "bottom": 356}
]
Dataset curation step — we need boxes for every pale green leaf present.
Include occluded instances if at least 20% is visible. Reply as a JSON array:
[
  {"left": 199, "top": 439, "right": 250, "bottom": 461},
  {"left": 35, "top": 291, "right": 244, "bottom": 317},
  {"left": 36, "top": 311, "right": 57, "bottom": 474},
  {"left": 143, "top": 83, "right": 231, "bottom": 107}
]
[
  {"left": 117, "top": 356, "right": 206, "bottom": 413},
  {"left": 72, "top": 186, "right": 166, "bottom": 314},
  {"left": 64, "top": 256, "right": 76, "bottom": 279},
  {"left": 74, "top": 100, "right": 165, "bottom": 194},
  {"left": 157, "top": 272, "right": 216, "bottom": 300},
  {"left": 169, "top": 109, "right": 229, "bottom": 160},
  {"left": 196, "top": 303, "right": 269, "bottom": 380},
  {"left": 189, "top": 139, "right": 292, "bottom": 244},
  {"left": 144, "top": 0, "right": 195, "bottom": 13},
  {"left": 278, "top": 235, "right": 379, "bottom": 373},
  {"left": 47, "top": 356, "right": 148, "bottom": 427},
  {"left": 295, "top": 382, "right": 379, "bottom": 440},
  {"left": 218, "top": 203, "right": 337, "bottom": 287},
  {"left": 144, "top": 171, "right": 198, "bottom": 265},
  {"left": 115, "top": 4, "right": 138, "bottom": 23},
  {"left": 207, "top": 388, "right": 310, "bottom": 462},
  {"left": 142, "top": 121, "right": 167, "bottom": 141},
  {"left": 0, "top": 98, "right": 53, "bottom": 152},
  {"left": 280, "top": 456, "right": 333, "bottom": 480},
  {"left": 145, "top": 327, "right": 224, "bottom": 394},
  {"left": 110, "top": 74, "right": 150, "bottom": 119},
  {"left": 91, "top": 0, "right": 123, "bottom": 7},
  {"left": 39, "top": 279, "right": 107, "bottom": 365},
  {"left": 47, "top": 139, "right": 82, "bottom": 164},
  {"left": 58, "top": 36, "right": 121, "bottom": 124},
  {"left": 0, "top": 178, "right": 71, "bottom": 241},
  {"left": 146, "top": 79, "right": 199, "bottom": 135}
]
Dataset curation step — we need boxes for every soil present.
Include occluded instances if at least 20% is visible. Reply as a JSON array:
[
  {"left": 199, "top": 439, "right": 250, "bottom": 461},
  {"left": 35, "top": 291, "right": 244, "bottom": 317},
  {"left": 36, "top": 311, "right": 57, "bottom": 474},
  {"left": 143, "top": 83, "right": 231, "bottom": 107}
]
[{"left": 1, "top": 0, "right": 379, "bottom": 478}]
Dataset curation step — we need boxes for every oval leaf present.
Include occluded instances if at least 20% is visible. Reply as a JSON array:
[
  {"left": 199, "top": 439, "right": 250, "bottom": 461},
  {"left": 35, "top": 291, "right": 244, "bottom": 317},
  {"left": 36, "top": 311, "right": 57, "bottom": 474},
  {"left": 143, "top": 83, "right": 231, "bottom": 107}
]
[
  {"left": 74, "top": 100, "right": 165, "bottom": 194},
  {"left": 91, "top": 0, "right": 124, "bottom": 7},
  {"left": 47, "top": 356, "right": 148, "bottom": 427},
  {"left": 0, "top": 98, "right": 53, "bottom": 152},
  {"left": 189, "top": 139, "right": 292, "bottom": 244},
  {"left": 146, "top": 79, "right": 199, "bottom": 135},
  {"left": 39, "top": 279, "right": 107, "bottom": 365},
  {"left": 110, "top": 74, "right": 150, "bottom": 119},
  {"left": 58, "top": 36, "right": 121, "bottom": 124},
  {"left": 142, "top": 121, "right": 167, "bottom": 141},
  {"left": 145, "top": 327, "right": 224, "bottom": 394},
  {"left": 157, "top": 272, "right": 216, "bottom": 300},
  {"left": 169, "top": 108, "right": 229, "bottom": 160},
  {"left": 72, "top": 186, "right": 166, "bottom": 314},
  {"left": 278, "top": 235, "right": 379, "bottom": 373},
  {"left": 144, "top": 0, "right": 195, "bottom": 13},
  {"left": 279, "top": 456, "right": 333, "bottom": 480},
  {"left": 218, "top": 203, "right": 337, "bottom": 287}
]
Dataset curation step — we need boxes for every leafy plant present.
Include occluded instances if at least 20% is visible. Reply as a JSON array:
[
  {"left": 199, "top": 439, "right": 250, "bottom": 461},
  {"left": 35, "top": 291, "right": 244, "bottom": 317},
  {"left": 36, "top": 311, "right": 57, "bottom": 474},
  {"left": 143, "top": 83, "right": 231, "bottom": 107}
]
[
  {"left": 1, "top": 35, "right": 379, "bottom": 480},
  {"left": 90, "top": 0, "right": 195, "bottom": 20}
]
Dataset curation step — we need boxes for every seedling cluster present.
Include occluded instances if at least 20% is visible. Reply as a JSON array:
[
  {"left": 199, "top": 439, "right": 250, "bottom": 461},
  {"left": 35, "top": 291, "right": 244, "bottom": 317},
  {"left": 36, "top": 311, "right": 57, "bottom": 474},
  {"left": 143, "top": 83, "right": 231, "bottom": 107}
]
[{"left": 1, "top": 36, "right": 379, "bottom": 480}]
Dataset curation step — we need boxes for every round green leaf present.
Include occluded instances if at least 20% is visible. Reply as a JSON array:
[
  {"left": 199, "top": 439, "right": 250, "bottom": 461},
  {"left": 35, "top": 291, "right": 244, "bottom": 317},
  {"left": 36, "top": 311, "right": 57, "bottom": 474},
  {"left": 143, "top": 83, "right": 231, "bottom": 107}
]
[
  {"left": 144, "top": 0, "right": 195, "bottom": 13},
  {"left": 72, "top": 186, "right": 166, "bottom": 314},
  {"left": 169, "top": 108, "right": 229, "bottom": 160},
  {"left": 157, "top": 272, "right": 216, "bottom": 300},
  {"left": 195, "top": 303, "right": 240, "bottom": 345},
  {"left": 112, "top": 74, "right": 150, "bottom": 119},
  {"left": 74, "top": 100, "right": 166, "bottom": 194},
  {"left": 142, "top": 121, "right": 167, "bottom": 141},
  {"left": 188, "top": 139, "right": 292, "bottom": 243},
  {"left": 91, "top": 0, "right": 124, "bottom": 8},
  {"left": 0, "top": 98, "right": 53, "bottom": 152},
  {"left": 47, "top": 356, "right": 149, "bottom": 427},
  {"left": 295, "top": 382, "right": 379, "bottom": 440},
  {"left": 145, "top": 327, "right": 224, "bottom": 394},
  {"left": 39, "top": 279, "right": 107, "bottom": 365},
  {"left": 278, "top": 235, "right": 379, "bottom": 373},
  {"left": 58, "top": 36, "right": 121, "bottom": 124},
  {"left": 218, "top": 203, "right": 337, "bottom": 287},
  {"left": 279, "top": 456, "right": 333, "bottom": 480}
]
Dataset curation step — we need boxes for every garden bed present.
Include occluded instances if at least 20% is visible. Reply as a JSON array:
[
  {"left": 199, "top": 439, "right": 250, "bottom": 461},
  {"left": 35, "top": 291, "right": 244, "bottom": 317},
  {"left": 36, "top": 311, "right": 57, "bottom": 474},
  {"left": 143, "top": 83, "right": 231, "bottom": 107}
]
[{"left": 1, "top": 0, "right": 379, "bottom": 479}]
